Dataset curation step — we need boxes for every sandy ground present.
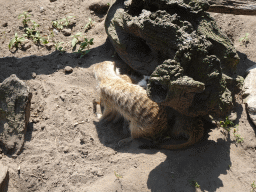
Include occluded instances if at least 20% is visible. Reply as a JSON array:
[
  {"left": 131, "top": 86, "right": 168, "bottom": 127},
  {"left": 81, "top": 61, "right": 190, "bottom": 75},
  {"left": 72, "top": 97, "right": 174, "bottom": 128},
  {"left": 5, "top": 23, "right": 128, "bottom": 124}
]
[{"left": 0, "top": 0, "right": 256, "bottom": 191}]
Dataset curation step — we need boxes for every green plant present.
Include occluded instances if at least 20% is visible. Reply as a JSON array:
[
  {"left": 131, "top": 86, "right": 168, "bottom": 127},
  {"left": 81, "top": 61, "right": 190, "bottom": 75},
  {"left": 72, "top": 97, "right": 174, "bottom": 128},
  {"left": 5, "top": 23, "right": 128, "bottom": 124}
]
[
  {"left": 31, "top": 32, "right": 42, "bottom": 44},
  {"left": 74, "top": 38, "right": 94, "bottom": 58},
  {"left": 23, "top": 20, "right": 42, "bottom": 44},
  {"left": 71, "top": 32, "right": 83, "bottom": 48},
  {"left": 233, "top": 128, "right": 244, "bottom": 143},
  {"left": 220, "top": 117, "right": 234, "bottom": 131},
  {"left": 84, "top": 18, "right": 94, "bottom": 31},
  {"left": 40, "top": 35, "right": 49, "bottom": 45},
  {"left": 52, "top": 20, "right": 63, "bottom": 30},
  {"left": 18, "top": 11, "right": 31, "bottom": 27},
  {"left": 251, "top": 181, "right": 256, "bottom": 192},
  {"left": 8, "top": 33, "right": 26, "bottom": 50},
  {"left": 114, "top": 171, "right": 122, "bottom": 179},
  {"left": 190, "top": 180, "right": 200, "bottom": 188},
  {"left": 52, "top": 16, "right": 75, "bottom": 30},
  {"left": 55, "top": 41, "right": 65, "bottom": 52},
  {"left": 239, "top": 33, "right": 250, "bottom": 45}
]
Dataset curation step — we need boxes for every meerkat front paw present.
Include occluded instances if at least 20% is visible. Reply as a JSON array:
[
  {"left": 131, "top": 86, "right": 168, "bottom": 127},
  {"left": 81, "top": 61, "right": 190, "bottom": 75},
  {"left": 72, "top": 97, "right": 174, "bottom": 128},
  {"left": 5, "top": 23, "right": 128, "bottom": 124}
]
[{"left": 118, "top": 137, "right": 133, "bottom": 147}]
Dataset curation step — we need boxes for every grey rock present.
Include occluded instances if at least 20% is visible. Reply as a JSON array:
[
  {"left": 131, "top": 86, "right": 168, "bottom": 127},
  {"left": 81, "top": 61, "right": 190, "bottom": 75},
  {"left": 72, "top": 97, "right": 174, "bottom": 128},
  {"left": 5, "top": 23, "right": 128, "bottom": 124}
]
[
  {"left": 50, "top": 0, "right": 57, "bottom": 2},
  {"left": 62, "top": 28, "right": 71, "bottom": 36},
  {"left": 0, "top": 74, "right": 32, "bottom": 155},
  {"left": 0, "top": 163, "right": 8, "bottom": 192},
  {"left": 105, "top": 0, "right": 240, "bottom": 119},
  {"left": 243, "top": 64, "right": 256, "bottom": 126},
  {"left": 64, "top": 66, "right": 73, "bottom": 74}
]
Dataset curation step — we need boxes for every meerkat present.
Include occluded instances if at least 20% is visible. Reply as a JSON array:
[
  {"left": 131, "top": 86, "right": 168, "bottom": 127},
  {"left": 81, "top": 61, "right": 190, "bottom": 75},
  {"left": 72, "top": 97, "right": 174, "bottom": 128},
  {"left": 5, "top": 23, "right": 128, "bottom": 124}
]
[{"left": 93, "top": 61, "right": 204, "bottom": 149}]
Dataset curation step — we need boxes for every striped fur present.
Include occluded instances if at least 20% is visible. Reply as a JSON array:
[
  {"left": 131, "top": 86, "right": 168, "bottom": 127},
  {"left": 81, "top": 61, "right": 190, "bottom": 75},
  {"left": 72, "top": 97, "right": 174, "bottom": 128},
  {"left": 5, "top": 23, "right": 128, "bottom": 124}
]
[{"left": 93, "top": 61, "right": 204, "bottom": 149}]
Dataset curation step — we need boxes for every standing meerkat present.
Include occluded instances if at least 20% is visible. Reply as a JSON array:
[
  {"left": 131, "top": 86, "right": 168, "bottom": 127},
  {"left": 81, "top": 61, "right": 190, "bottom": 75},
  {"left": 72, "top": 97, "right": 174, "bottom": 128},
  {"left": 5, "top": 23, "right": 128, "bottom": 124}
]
[{"left": 93, "top": 61, "right": 204, "bottom": 149}]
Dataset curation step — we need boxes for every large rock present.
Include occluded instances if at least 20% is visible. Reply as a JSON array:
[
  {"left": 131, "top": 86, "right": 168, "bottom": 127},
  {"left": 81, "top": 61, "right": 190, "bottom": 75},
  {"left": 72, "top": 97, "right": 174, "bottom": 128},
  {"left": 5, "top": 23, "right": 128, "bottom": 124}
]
[
  {"left": 0, "top": 163, "right": 8, "bottom": 192},
  {"left": 105, "top": 0, "right": 241, "bottom": 119},
  {"left": 0, "top": 74, "right": 32, "bottom": 155},
  {"left": 243, "top": 65, "right": 256, "bottom": 126}
]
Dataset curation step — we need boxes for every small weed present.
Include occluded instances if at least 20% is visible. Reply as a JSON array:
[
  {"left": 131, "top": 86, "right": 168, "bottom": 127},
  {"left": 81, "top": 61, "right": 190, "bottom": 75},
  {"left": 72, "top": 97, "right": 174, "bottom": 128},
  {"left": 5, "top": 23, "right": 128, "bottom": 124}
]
[
  {"left": 190, "top": 180, "right": 200, "bottom": 188},
  {"left": 23, "top": 20, "right": 43, "bottom": 44},
  {"left": 233, "top": 128, "right": 244, "bottom": 143},
  {"left": 52, "top": 16, "right": 75, "bottom": 30},
  {"left": 71, "top": 32, "right": 83, "bottom": 48},
  {"left": 220, "top": 117, "right": 234, "bottom": 128},
  {"left": 9, "top": 33, "right": 26, "bottom": 50},
  {"left": 18, "top": 11, "right": 31, "bottom": 27},
  {"left": 239, "top": 33, "right": 250, "bottom": 46},
  {"left": 220, "top": 116, "right": 234, "bottom": 131},
  {"left": 251, "top": 181, "right": 256, "bottom": 192},
  {"left": 55, "top": 41, "right": 65, "bottom": 52},
  {"left": 114, "top": 171, "right": 123, "bottom": 179},
  {"left": 74, "top": 38, "right": 94, "bottom": 58},
  {"left": 84, "top": 18, "right": 94, "bottom": 31},
  {"left": 40, "top": 35, "right": 49, "bottom": 45},
  {"left": 60, "top": 16, "right": 75, "bottom": 26}
]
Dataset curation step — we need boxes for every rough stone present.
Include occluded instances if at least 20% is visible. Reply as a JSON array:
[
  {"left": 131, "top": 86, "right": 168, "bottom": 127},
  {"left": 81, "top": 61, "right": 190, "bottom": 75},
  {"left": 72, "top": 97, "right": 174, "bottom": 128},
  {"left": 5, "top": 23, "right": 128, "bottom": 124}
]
[
  {"left": 62, "top": 28, "right": 71, "bottom": 36},
  {"left": 53, "top": 29, "right": 59, "bottom": 35},
  {"left": 64, "top": 66, "right": 73, "bottom": 74},
  {"left": 39, "top": 7, "right": 45, "bottom": 13},
  {"left": 89, "top": 2, "right": 110, "bottom": 14},
  {"left": 243, "top": 64, "right": 256, "bottom": 126},
  {"left": 105, "top": 0, "right": 240, "bottom": 119},
  {"left": 0, "top": 74, "right": 32, "bottom": 155},
  {"left": 45, "top": 42, "right": 54, "bottom": 50},
  {"left": 0, "top": 163, "right": 9, "bottom": 192},
  {"left": 31, "top": 72, "right": 37, "bottom": 78},
  {"left": 21, "top": 39, "right": 32, "bottom": 50}
]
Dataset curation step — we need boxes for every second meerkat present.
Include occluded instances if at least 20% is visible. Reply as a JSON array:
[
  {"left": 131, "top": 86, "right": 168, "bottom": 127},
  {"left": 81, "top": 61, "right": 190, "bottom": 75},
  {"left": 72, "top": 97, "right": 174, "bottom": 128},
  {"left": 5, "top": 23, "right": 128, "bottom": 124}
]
[{"left": 93, "top": 61, "right": 204, "bottom": 149}]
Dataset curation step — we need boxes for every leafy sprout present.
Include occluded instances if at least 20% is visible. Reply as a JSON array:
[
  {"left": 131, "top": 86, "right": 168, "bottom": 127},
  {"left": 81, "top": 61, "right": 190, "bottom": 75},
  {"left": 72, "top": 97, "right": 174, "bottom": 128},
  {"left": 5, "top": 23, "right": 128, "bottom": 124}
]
[
  {"left": 71, "top": 32, "right": 83, "bottom": 48},
  {"left": 239, "top": 33, "right": 250, "bottom": 46},
  {"left": 84, "top": 18, "right": 94, "bottom": 31},
  {"left": 18, "top": 11, "right": 31, "bottom": 27},
  {"left": 74, "top": 38, "right": 94, "bottom": 58},
  {"left": 9, "top": 33, "right": 26, "bottom": 50},
  {"left": 52, "top": 16, "right": 75, "bottom": 30}
]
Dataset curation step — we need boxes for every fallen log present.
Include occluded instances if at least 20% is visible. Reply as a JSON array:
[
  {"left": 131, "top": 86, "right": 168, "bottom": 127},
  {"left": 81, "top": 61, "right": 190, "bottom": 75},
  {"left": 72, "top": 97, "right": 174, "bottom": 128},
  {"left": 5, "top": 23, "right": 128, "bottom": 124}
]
[{"left": 208, "top": 0, "right": 256, "bottom": 15}]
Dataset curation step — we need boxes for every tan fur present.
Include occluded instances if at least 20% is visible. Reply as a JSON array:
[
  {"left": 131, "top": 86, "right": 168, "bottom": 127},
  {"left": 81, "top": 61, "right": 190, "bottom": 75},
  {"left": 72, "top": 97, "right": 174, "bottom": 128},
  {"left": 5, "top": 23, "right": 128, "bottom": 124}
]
[{"left": 93, "top": 61, "right": 204, "bottom": 149}]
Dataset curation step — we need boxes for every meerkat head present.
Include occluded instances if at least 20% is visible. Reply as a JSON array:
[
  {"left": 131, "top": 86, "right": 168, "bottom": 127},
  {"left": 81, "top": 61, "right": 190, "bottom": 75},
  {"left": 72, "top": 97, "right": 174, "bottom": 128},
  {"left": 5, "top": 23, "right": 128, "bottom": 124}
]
[{"left": 93, "top": 61, "right": 119, "bottom": 81}]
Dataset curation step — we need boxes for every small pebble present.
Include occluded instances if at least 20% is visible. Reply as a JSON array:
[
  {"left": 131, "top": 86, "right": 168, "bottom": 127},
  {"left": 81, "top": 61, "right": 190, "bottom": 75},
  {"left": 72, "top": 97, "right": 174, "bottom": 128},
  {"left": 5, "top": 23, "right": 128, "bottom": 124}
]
[
  {"left": 2, "top": 22, "right": 8, "bottom": 27},
  {"left": 62, "top": 28, "right": 71, "bottom": 36},
  {"left": 74, "top": 122, "right": 79, "bottom": 127},
  {"left": 53, "top": 29, "right": 58, "bottom": 35},
  {"left": 63, "top": 146, "right": 69, "bottom": 153},
  {"left": 31, "top": 72, "right": 37, "bottom": 78},
  {"left": 40, "top": 7, "right": 45, "bottom": 13},
  {"left": 64, "top": 66, "right": 73, "bottom": 74},
  {"left": 45, "top": 42, "right": 54, "bottom": 50},
  {"left": 22, "top": 40, "right": 32, "bottom": 50}
]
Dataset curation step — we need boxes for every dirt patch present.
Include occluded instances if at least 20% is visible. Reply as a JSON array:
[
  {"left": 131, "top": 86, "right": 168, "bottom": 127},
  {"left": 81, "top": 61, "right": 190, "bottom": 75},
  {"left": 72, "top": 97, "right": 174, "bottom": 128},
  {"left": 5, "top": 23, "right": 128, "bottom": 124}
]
[{"left": 0, "top": 0, "right": 256, "bottom": 191}]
